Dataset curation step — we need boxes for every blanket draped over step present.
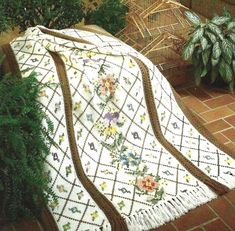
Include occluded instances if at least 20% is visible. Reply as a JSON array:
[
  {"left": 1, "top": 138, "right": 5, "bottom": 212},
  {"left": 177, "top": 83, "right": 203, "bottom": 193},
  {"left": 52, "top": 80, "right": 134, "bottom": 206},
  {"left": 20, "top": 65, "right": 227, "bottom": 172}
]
[{"left": 2, "top": 26, "right": 235, "bottom": 231}]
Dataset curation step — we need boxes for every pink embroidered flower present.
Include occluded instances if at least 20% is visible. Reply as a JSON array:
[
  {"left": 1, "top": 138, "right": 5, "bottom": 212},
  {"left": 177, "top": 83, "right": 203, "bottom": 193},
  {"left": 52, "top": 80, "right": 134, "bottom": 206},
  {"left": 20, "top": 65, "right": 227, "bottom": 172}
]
[
  {"left": 100, "top": 74, "right": 116, "bottom": 95},
  {"left": 137, "top": 176, "right": 158, "bottom": 192}
]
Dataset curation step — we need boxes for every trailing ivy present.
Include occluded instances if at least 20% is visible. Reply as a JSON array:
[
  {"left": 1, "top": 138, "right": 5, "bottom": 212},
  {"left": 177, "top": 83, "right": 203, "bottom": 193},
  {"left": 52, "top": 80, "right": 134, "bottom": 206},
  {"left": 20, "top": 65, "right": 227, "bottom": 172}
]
[{"left": 0, "top": 58, "right": 56, "bottom": 222}]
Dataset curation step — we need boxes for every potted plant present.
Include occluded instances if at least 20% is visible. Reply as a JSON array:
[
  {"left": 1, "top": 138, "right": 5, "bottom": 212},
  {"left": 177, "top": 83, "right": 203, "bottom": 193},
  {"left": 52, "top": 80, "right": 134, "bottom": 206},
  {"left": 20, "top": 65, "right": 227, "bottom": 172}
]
[{"left": 182, "top": 10, "right": 235, "bottom": 91}]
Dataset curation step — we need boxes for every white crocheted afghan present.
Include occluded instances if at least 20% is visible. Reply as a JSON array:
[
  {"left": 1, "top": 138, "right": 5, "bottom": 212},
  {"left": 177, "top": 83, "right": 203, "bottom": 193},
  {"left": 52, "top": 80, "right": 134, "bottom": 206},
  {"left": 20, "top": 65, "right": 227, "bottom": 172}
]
[{"left": 2, "top": 25, "right": 235, "bottom": 231}]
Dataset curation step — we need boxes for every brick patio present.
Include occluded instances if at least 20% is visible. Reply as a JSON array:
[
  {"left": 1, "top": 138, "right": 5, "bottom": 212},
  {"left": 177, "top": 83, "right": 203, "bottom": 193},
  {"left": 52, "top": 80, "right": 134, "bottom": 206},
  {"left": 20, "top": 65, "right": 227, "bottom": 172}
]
[{"left": 155, "top": 85, "right": 235, "bottom": 231}]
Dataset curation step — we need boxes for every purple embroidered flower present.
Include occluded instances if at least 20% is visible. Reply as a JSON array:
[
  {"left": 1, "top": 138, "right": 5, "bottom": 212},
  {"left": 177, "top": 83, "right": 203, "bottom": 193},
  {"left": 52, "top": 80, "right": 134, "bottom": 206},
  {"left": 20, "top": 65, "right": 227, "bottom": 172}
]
[
  {"left": 120, "top": 152, "right": 140, "bottom": 168},
  {"left": 104, "top": 112, "right": 119, "bottom": 123},
  {"left": 83, "top": 58, "right": 102, "bottom": 64}
]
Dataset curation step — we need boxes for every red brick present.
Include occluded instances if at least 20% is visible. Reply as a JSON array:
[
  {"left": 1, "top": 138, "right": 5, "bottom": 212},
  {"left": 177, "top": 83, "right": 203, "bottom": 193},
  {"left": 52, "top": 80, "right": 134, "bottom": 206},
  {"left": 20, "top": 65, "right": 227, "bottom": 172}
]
[
  {"left": 225, "top": 115, "right": 235, "bottom": 126},
  {"left": 205, "top": 87, "right": 229, "bottom": 98},
  {"left": 209, "top": 197, "right": 235, "bottom": 230},
  {"left": 204, "top": 95, "right": 234, "bottom": 109},
  {"left": 205, "top": 119, "right": 231, "bottom": 133},
  {"left": 191, "top": 227, "right": 205, "bottom": 231},
  {"left": 187, "top": 87, "right": 212, "bottom": 101},
  {"left": 154, "top": 223, "right": 177, "bottom": 231},
  {"left": 176, "top": 89, "right": 190, "bottom": 98},
  {"left": 225, "top": 190, "right": 235, "bottom": 207},
  {"left": 228, "top": 103, "right": 235, "bottom": 112},
  {"left": 195, "top": 113, "right": 207, "bottom": 124},
  {"left": 182, "top": 96, "right": 209, "bottom": 114},
  {"left": 173, "top": 204, "right": 216, "bottom": 231},
  {"left": 222, "top": 128, "right": 235, "bottom": 142},
  {"left": 213, "top": 133, "right": 230, "bottom": 144},
  {"left": 200, "top": 107, "right": 234, "bottom": 122},
  {"left": 204, "top": 218, "right": 231, "bottom": 231}
]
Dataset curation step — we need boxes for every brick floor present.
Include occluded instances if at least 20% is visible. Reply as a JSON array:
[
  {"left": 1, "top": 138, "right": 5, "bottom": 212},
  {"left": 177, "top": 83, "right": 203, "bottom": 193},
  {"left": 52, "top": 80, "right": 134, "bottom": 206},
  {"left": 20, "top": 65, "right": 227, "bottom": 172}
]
[{"left": 155, "top": 85, "right": 235, "bottom": 231}]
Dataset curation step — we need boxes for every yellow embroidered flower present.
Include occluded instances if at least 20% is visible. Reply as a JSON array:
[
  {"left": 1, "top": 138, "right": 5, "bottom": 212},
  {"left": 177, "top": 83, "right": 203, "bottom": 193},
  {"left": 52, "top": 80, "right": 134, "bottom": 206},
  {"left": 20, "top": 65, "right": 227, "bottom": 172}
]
[
  {"left": 74, "top": 101, "right": 81, "bottom": 110},
  {"left": 184, "top": 174, "right": 190, "bottom": 183},
  {"left": 100, "top": 181, "right": 107, "bottom": 191},
  {"left": 186, "top": 150, "right": 192, "bottom": 158},
  {"left": 48, "top": 75, "right": 55, "bottom": 82},
  {"left": 91, "top": 210, "right": 99, "bottom": 221},
  {"left": 49, "top": 199, "right": 59, "bottom": 210},
  {"left": 83, "top": 84, "right": 92, "bottom": 94},
  {"left": 225, "top": 157, "right": 233, "bottom": 165},
  {"left": 140, "top": 113, "right": 146, "bottom": 123},
  {"left": 86, "top": 51, "right": 96, "bottom": 58},
  {"left": 104, "top": 126, "right": 117, "bottom": 136}
]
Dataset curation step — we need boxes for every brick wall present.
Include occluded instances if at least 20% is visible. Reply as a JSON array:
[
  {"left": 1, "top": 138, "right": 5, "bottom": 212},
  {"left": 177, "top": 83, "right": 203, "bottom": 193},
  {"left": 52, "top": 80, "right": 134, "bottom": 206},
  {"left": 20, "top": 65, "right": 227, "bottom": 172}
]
[{"left": 180, "top": 0, "right": 235, "bottom": 18}]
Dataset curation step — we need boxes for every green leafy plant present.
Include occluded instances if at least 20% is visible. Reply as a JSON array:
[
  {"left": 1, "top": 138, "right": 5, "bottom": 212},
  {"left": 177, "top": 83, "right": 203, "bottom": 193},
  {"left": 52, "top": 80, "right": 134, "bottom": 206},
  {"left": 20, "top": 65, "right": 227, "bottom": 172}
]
[
  {"left": 0, "top": 6, "right": 9, "bottom": 33},
  {"left": 1, "top": 0, "right": 84, "bottom": 32},
  {"left": 0, "top": 0, "right": 128, "bottom": 35},
  {"left": 182, "top": 10, "right": 235, "bottom": 91},
  {"left": 84, "top": 0, "right": 128, "bottom": 35},
  {"left": 0, "top": 56, "right": 56, "bottom": 222}
]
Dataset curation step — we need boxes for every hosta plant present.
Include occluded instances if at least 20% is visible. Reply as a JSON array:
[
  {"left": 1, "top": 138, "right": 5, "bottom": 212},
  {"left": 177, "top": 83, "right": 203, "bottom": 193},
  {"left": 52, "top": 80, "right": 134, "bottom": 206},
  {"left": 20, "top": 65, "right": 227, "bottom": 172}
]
[{"left": 182, "top": 11, "right": 235, "bottom": 91}]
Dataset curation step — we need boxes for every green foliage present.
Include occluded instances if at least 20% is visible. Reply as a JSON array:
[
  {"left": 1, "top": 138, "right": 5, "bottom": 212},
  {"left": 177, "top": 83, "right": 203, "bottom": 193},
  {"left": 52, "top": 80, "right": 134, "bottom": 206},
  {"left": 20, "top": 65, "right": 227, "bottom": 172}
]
[
  {"left": 0, "top": 5, "right": 9, "bottom": 33},
  {"left": 0, "top": 0, "right": 128, "bottom": 35},
  {"left": 182, "top": 10, "right": 235, "bottom": 91},
  {"left": 1, "top": 0, "right": 84, "bottom": 32},
  {"left": 85, "top": 0, "right": 128, "bottom": 35},
  {"left": 0, "top": 62, "right": 56, "bottom": 222}
]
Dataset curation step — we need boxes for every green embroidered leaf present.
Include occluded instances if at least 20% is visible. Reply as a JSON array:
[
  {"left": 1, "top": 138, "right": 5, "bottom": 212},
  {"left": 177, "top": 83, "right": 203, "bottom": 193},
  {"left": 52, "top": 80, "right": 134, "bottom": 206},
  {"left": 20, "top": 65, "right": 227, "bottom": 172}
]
[
  {"left": 116, "top": 122, "right": 124, "bottom": 127},
  {"left": 211, "top": 16, "right": 230, "bottom": 25},
  {"left": 219, "top": 59, "right": 233, "bottom": 83},
  {"left": 205, "top": 31, "right": 217, "bottom": 43},
  {"left": 200, "top": 37, "right": 208, "bottom": 50},
  {"left": 101, "top": 142, "right": 116, "bottom": 151},
  {"left": 212, "top": 41, "right": 221, "bottom": 59},
  {"left": 208, "top": 23, "right": 223, "bottom": 40},
  {"left": 117, "top": 133, "right": 124, "bottom": 146},
  {"left": 191, "top": 27, "right": 204, "bottom": 43},
  {"left": 182, "top": 42, "right": 195, "bottom": 60},
  {"left": 222, "top": 39, "right": 233, "bottom": 64},
  {"left": 185, "top": 11, "right": 201, "bottom": 26},
  {"left": 228, "top": 22, "right": 235, "bottom": 30}
]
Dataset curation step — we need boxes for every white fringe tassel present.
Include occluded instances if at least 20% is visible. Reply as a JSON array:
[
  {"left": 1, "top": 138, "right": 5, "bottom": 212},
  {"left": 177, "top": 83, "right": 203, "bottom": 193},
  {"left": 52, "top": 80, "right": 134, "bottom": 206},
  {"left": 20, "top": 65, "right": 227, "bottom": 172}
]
[{"left": 124, "top": 186, "right": 217, "bottom": 231}]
